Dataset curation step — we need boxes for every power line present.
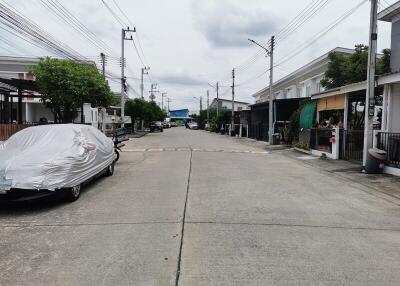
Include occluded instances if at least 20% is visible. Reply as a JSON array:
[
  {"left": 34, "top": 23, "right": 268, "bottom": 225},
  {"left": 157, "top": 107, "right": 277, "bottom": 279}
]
[
  {"left": 212, "top": 0, "right": 332, "bottom": 85},
  {"left": 275, "top": 0, "right": 368, "bottom": 67},
  {"left": 100, "top": 0, "right": 126, "bottom": 27},
  {"left": 0, "top": 1, "right": 87, "bottom": 60},
  {"left": 39, "top": 0, "right": 116, "bottom": 56},
  {"left": 275, "top": 0, "right": 331, "bottom": 44}
]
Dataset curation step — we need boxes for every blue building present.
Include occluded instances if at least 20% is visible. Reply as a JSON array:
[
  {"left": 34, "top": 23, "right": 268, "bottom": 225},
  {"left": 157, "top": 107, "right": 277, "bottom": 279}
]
[{"left": 168, "top": 109, "right": 191, "bottom": 125}]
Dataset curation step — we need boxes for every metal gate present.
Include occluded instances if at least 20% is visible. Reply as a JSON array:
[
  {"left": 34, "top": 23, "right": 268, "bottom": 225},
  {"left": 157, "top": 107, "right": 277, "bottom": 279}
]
[
  {"left": 340, "top": 129, "right": 364, "bottom": 162},
  {"left": 248, "top": 123, "right": 269, "bottom": 142}
]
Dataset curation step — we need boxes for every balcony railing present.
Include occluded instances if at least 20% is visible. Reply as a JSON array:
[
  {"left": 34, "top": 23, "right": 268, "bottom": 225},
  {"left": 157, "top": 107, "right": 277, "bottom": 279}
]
[{"left": 377, "top": 132, "right": 400, "bottom": 168}]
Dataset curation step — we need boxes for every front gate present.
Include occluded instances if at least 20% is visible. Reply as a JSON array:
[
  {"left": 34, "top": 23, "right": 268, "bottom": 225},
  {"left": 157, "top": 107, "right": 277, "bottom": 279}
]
[
  {"left": 248, "top": 123, "right": 268, "bottom": 142},
  {"left": 340, "top": 129, "right": 364, "bottom": 162}
]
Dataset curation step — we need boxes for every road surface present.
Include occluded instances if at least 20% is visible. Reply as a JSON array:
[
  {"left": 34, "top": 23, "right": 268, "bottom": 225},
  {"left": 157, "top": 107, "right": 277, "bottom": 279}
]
[{"left": 1, "top": 127, "right": 400, "bottom": 285}]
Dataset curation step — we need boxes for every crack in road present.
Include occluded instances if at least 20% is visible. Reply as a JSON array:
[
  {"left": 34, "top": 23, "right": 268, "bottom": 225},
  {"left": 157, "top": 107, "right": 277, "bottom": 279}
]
[
  {"left": 0, "top": 221, "right": 180, "bottom": 229},
  {"left": 175, "top": 149, "right": 193, "bottom": 286},
  {"left": 185, "top": 221, "right": 400, "bottom": 232}
]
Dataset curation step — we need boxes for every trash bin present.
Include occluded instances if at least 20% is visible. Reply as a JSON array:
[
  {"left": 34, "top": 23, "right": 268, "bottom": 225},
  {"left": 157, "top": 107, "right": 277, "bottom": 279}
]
[
  {"left": 272, "top": 133, "right": 280, "bottom": 145},
  {"left": 365, "top": 148, "right": 387, "bottom": 174}
]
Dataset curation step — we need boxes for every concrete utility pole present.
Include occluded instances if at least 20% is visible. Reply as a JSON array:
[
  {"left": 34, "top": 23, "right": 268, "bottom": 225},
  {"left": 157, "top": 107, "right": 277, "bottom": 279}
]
[
  {"left": 207, "top": 90, "right": 210, "bottom": 125},
  {"left": 231, "top": 68, "right": 235, "bottom": 136},
  {"left": 167, "top": 98, "right": 171, "bottom": 113},
  {"left": 100, "top": 52, "right": 106, "bottom": 77},
  {"left": 248, "top": 35, "right": 275, "bottom": 143},
  {"left": 141, "top": 67, "right": 150, "bottom": 99},
  {"left": 149, "top": 83, "right": 159, "bottom": 102},
  {"left": 121, "top": 27, "right": 135, "bottom": 127},
  {"left": 216, "top": 81, "right": 219, "bottom": 117},
  {"left": 193, "top": 96, "right": 202, "bottom": 114},
  {"left": 363, "top": 0, "right": 378, "bottom": 165},
  {"left": 100, "top": 52, "right": 106, "bottom": 133},
  {"left": 269, "top": 36, "right": 275, "bottom": 144},
  {"left": 162, "top": 92, "right": 167, "bottom": 111}
]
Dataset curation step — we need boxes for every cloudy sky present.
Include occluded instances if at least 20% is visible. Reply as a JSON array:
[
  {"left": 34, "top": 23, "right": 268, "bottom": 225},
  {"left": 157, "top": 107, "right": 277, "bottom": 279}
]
[{"left": 1, "top": 0, "right": 395, "bottom": 112}]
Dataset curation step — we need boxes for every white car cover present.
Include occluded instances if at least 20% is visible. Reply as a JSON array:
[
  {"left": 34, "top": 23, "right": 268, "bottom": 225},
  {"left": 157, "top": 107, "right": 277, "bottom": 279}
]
[{"left": 0, "top": 124, "right": 116, "bottom": 191}]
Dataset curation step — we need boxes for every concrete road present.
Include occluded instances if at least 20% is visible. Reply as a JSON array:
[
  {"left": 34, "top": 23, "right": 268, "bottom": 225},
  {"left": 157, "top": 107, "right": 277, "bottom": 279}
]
[{"left": 1, "top": 127, "right": 400, "bottom": 286}]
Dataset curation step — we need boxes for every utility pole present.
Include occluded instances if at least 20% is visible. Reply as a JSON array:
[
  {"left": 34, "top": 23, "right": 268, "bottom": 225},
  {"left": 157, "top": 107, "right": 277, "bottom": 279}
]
[
  {"left": 162, "top": 92, "right": 167, "bottom": 111},
  {"left": 216, "top": 81, "right": 219, "bottom": 117},
  {"left": 149, "top": 83, "right": 159, "bottom": 102},
  {"left": 121, "top": 27, "right": 135, "bottom": 127},
  {"left": 141, "top": 67, "right": 150, "bottom": 99},
  {"left": 231, "top": 68, "right": 235, "bottom": 136},
  {"left": 248, "top": 36, "right": 275, "bottom": 143},
  {"left": 363, "top": 0, "right": 378, "bottom": 165},
  {"left": 167, "top": 98, "right": 171, "bottom": 113},
  {"left": 100, "top": 52, "right": 106, "bottom": 77},
  {"left": 207, "top": 90, "right": 210, "bottom": 126},
  {"left": 269, "top": 36, "right": 275, "bottom": 144},
  {"left": 194, "top": 96, "right": 202, "bottom": 114},
  {"left": 100, "top": 52, "right": 106, "bottom": 133}
]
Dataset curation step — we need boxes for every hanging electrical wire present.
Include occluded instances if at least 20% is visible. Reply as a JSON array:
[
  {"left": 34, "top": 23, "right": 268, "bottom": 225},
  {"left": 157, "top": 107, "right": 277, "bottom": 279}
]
[
  {"left": 212, "top": 0, "right": 333, "bottom": 86},
  {"left": 39, "top": 0, "right": 116, "bottom": 56},
  {"left": 275, "top": 0, "right": 368, "bottom": 67},
  {"left": 0, "top": 1, "right": 88, "bottom": 61}
]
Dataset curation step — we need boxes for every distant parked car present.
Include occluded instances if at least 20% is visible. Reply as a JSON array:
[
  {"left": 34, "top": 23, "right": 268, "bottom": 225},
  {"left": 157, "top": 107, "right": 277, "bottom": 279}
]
[
  {"left": 188, "top": 122, "right": 198, "bottom": 130},
  {"left": 150, "top": 121, "right": 164, "bottom": 132},
  {"left": 0, "top": 124, "right": 116, "bottom": 202},
  {"left": 163, "top": 121, "right": 171, "bottom": 128},
  {"left": 170, "top": 122, "right": 177, "bottom": 127}
]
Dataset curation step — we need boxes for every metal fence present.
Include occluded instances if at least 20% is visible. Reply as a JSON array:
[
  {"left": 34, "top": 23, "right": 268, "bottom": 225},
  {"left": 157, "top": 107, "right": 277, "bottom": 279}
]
[
  {"left": 248, "top": 123, "right": 269, "bottom": 142},
  {"left": 377, "top": 132, "right": 400, "bottom": 167},
  {"left": 341, "top": 129, "right": 364, "bottom": 162}
]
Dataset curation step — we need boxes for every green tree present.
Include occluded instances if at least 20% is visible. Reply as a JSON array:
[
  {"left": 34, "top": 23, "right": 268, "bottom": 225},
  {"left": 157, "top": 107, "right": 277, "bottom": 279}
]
[
  {"left": 125, "top": 99, "right": 166, "bottom": 127},
  {"left": 377, "top": 48, "right": 391, "bottom": 74},
  {"left": 31, "top": 57, "right": 114, "bottom": 123},
  {"left": 321, "top": 45, "right": 391, "bottom": 89}
]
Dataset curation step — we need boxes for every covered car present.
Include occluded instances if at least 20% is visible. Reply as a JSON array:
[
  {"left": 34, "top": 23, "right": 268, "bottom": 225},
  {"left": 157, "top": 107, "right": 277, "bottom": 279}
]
[{"left": 0, "top": 124, "right": 116, "bottom": 202}]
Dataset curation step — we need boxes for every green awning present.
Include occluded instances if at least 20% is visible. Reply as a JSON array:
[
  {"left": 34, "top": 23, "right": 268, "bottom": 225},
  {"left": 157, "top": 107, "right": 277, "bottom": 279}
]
[{"left": 300, "top": 100, "right": 317, "bottom": 129}]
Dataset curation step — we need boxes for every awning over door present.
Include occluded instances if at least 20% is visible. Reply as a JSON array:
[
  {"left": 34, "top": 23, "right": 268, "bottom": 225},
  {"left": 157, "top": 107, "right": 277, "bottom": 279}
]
[
  {"left": 317, "top": 94, "right": 345, "bottom": 112},
  {"left": 300, "top": 100, "right": 317, "bottom": 129}
]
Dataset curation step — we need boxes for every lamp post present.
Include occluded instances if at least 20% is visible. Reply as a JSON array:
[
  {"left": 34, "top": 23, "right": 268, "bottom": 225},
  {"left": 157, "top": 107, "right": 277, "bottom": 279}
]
[
  {"left": 248, "top": 36, "right": 275, "bottom": 144},
  {"left": 193, "top": 96, "right": 202, "bottom": 114}
]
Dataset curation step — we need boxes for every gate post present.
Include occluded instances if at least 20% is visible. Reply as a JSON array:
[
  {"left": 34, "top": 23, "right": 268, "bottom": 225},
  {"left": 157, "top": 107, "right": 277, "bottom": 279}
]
[{"left": 331, "top": 127, "right": 340, "bottom": 160}]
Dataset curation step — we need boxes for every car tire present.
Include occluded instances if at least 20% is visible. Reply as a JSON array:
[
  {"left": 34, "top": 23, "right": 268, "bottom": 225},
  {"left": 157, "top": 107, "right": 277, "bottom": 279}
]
[
  {"left": 105, "top": 162, "right": 115, "bottom": 177},
  {"left": 114, "top": 149, "right": 120, "bottom": 162},
  {"left": 160, "top": 129, "right": 164, "bottom": 132},
  {"left": 65, "top": 184, "right": 81, "bottom": 202}
]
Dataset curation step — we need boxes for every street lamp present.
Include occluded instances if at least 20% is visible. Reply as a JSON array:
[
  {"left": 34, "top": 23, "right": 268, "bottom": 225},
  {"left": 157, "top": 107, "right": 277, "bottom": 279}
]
[
  {"left": 248, "top": 37, "right": 275, "bottom": 144},
  {"left": 193, "top": 96, "right": 202, "bottom": 114}
]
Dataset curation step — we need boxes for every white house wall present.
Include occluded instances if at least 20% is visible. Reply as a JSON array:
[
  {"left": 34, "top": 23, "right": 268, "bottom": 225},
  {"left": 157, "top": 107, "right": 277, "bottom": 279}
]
[
  {"left": 26, "top": 102, "right": 54, "bottom": 123},
  {"left": 389, "top": 83, "right": 400, "bottom": 132}
]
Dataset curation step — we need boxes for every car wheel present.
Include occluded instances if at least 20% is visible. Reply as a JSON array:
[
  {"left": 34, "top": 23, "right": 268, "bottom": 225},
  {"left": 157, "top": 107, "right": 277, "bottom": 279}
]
[
  {"left": 105, "top": 162, "right": 115, "bottom": 177},
  {"left": 160, "top": 129, "right": 164, "bottom": 132},
  {"left": 65, "top": 184, "right": 81, "bottom": 202},
  {"left": 114, "top": 149, "right": 120, "bottom": 162}
]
